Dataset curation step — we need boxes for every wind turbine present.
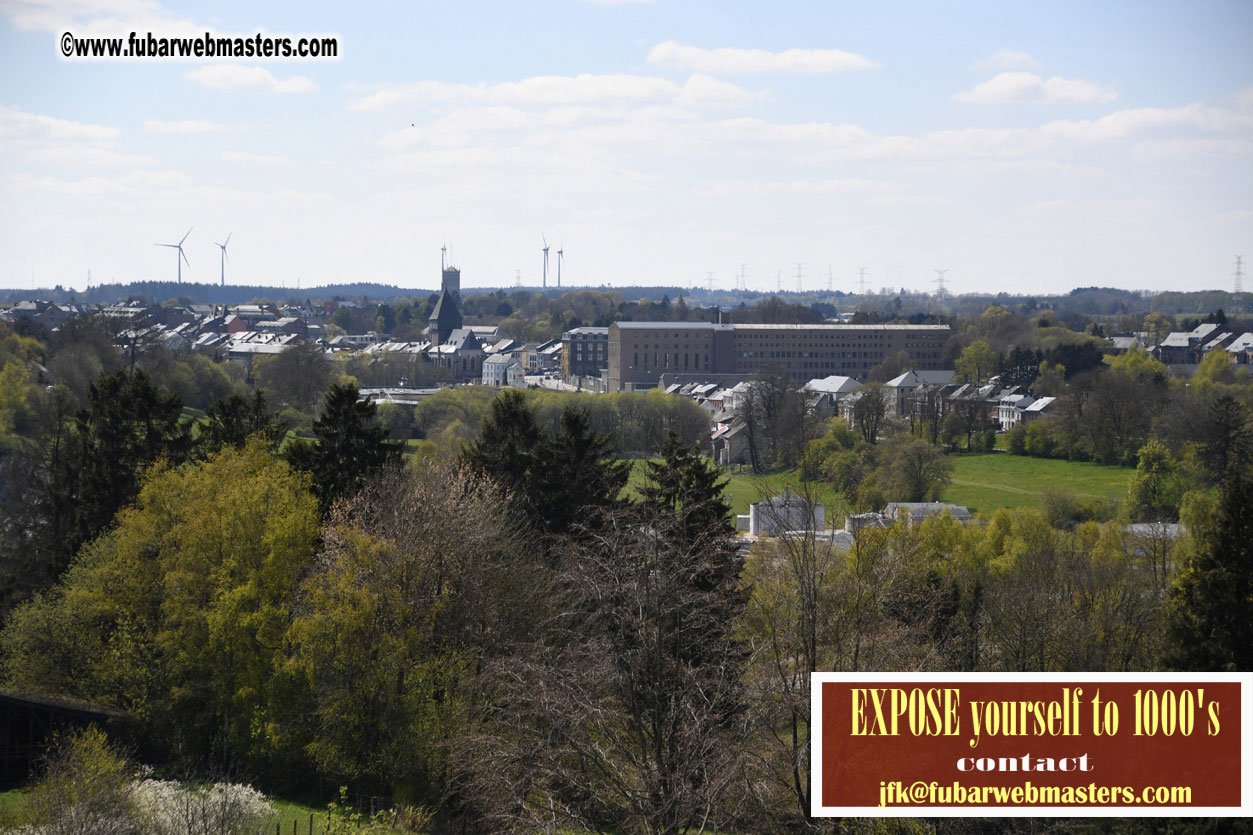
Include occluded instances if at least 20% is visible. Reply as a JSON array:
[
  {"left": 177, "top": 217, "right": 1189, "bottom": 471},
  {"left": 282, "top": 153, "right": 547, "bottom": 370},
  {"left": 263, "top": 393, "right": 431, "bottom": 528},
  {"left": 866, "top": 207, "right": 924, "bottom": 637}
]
[
  {"left": 557, "top": 243, "right": 564, "bottom": 288},
  {"left": 214, "top": 233, "right": 232, "bottom": 286},
  {"left": 542, "top": 236, "right": 550, "bottom": 288},
  {"left": 156, "top": 227, "right": 192, "bottom": 284}
]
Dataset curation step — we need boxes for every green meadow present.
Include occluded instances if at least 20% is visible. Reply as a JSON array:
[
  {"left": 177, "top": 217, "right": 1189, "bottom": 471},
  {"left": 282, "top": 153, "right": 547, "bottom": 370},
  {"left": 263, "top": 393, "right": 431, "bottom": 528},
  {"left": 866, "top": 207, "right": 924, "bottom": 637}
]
[
  {"left": 943, "top": 452, "right": 1133, "bottom": 514},
  {"left": 631, "top": 452, "right": 1134, "bottom": 519}
]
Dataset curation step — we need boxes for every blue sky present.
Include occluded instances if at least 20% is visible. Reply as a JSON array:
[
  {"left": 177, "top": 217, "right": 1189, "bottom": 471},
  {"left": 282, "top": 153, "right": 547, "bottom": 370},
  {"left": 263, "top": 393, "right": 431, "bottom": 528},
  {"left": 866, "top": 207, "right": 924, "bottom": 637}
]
[{"left": 1, "top": 0, "right": 1250, "bottom": 295}]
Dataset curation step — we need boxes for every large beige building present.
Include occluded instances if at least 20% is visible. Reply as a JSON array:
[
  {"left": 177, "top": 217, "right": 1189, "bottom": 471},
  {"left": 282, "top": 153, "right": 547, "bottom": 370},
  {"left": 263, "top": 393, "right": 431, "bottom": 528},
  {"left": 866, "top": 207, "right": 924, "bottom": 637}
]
[{"left": 607, "top": 321, "right": 951, "bottom": 391}]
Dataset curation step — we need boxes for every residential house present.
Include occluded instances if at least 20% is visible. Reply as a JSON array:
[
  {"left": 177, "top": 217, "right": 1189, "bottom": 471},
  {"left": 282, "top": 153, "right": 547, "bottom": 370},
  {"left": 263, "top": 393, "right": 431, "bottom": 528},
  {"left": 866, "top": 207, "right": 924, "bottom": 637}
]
[
  {"left": 998, "top": 393, "right": 1036, "bottom": 429},
  {"left": 482, "top": 353, "right": 523, "bottom": 387},
  {"left": 883, "top": 502, "right": 973, "bottom": 525},
  {"left": 710, "top": 419, "right": 750, "bottom": 467},
  {"left": 802, "top": 375, "right": 863, "bottom": 417},
  {"left": 1225, "top": 332, "right": 1253, "bottom": 364},
  {"left": 1156, "top": 323, "right": 1220, "bottom": 365},
  {"left": 883, "top": 369, "right": 956, "bottom": 417},
  {"left": 1019, "top": 396, "right": 1056, "bottom": 424}
]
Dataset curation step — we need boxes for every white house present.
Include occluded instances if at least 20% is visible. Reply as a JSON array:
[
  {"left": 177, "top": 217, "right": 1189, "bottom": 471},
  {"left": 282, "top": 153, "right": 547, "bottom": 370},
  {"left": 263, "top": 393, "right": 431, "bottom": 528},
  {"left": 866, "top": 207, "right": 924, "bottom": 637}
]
[
  {"left": 998, "top": 393, "right": 1036, "bottom": 429},
  {"left": 482, "top": 352, "right": 523, "bottom": 387}
]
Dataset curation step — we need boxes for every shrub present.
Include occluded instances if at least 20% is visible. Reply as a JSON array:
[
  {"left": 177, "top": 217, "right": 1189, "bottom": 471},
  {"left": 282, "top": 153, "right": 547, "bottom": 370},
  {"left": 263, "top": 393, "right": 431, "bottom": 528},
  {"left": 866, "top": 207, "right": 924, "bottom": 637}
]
[
  {"left": 1005, "top": 425, "right": 1027, "bottom": 455},
  {"left": 17, "top": 726, "right": 274, "bottom": 835},
  {"left": 132, "top": 779, "right": 273, "bottom": 835},
  {"left": 19, "top": 726, "right": 141, "bottom": 835}
]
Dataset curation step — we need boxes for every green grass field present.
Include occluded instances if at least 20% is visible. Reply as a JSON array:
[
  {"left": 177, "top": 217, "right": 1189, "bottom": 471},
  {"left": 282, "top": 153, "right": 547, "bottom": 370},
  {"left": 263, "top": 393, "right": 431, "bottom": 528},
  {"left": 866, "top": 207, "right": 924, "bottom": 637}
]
[
  {"left": 0, "top": 788, "right": 29, "bottom": 828},
  {"left": 630, "top": 452, "right": 1133, "bottom": 519},
  {"left": 943, "top": 452, "right": 1133, "bottom": 514},
  {"left": 0, "top": 789, "right": 396, "bottom": 834},
  {"left": 627, "top": 460, "right": 843, "bottom": 517}
]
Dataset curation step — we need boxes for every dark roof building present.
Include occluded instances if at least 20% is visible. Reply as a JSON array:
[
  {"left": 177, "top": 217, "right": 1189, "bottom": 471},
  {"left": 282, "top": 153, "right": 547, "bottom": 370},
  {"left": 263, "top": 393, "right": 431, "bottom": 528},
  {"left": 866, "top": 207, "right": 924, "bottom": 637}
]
[{"left": 427, "top": 287, "right": 463, "bottom": 344}]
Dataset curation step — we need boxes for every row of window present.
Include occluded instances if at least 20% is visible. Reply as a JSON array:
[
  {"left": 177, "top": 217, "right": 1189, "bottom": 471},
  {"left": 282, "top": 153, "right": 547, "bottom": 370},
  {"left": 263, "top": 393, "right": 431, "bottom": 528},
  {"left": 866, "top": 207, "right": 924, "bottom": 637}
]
[
  {"left": 741, "top": 350, "right": 883, "bottom": 359},
  {"left": 633, "top": 352, "right": 710, "bottom": 371}
]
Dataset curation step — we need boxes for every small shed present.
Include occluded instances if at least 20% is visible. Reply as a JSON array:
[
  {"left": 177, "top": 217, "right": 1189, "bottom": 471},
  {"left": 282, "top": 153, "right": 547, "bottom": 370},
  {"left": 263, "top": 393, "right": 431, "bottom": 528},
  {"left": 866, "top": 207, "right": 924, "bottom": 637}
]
[{"left": 749, "top": 488, "right": 825, "bottom": 536}]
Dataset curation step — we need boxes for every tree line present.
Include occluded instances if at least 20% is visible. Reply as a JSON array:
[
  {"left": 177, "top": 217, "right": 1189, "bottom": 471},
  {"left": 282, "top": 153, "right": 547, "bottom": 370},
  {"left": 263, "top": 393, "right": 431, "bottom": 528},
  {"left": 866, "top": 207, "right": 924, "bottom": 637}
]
[{"left": 1, "top": 359, "right": 1250, "bottom": 832}]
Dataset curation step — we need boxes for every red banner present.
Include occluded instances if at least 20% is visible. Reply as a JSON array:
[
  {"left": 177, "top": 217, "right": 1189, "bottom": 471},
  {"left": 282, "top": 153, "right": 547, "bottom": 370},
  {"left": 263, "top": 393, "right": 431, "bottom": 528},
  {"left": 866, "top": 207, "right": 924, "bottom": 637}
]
[{"left": 811, "top": 673, "right": 1252, "bottom": 816}]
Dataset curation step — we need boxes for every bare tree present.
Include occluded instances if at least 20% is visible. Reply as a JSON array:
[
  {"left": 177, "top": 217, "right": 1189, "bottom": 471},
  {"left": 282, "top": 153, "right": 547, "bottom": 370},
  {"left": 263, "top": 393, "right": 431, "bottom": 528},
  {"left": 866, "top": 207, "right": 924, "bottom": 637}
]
[
  {"left": 252, "top": 340, "right": 331, "bottom": 411},
  {"left": 461, "top": 507, "right": 750, "bottom": 835},
  {"left": 738, "top": 487, "right": 943, "bottom": 828},
  {"left": 848, "top": 383, "right": 891, "bottom": 445},
  {"left": 738, "top": 364, "right": 820, "bottom": 473}
]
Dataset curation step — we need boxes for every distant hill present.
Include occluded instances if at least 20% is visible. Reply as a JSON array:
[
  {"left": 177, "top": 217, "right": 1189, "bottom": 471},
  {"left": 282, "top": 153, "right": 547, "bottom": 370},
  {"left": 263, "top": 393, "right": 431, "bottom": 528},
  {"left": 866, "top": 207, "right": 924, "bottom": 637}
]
[
  {"left": 2, "top": 281, "right": 1247, "bottom": 317},
  {"left": 0, "top": 281, "right": 705, "bottom": 307}
]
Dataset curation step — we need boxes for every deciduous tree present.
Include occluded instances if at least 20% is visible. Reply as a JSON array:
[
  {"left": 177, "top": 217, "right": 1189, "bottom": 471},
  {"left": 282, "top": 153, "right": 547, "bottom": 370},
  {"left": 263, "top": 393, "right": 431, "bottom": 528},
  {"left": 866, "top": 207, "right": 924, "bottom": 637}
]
[
  {"left": 464, "top": 504, "right": 748, "bottom": 834},
  {"left": 285, "top": 462, "right": 531, "bottom": 804},
  {"left": 849, "top": 383, "right": 891, "bottom": 445},
  {"left": 955, "top": 340, "right": 997, "bottom": 385},
  {"left": 1, "top": 440, "right": 319, "bottom": 771}
]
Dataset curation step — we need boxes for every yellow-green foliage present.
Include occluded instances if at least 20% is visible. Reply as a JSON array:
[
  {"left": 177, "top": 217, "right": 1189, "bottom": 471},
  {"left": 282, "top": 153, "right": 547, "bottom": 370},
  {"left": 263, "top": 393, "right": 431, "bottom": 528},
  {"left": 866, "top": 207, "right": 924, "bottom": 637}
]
[
  {"left": 285, "top": 462, "right": 529, "bottom": 803},
  {"left": 1, "top": 440, "right": 319, "bottom": 765},
  {"left": 0, "top": 323, "right": 44, "bottom": 451}
]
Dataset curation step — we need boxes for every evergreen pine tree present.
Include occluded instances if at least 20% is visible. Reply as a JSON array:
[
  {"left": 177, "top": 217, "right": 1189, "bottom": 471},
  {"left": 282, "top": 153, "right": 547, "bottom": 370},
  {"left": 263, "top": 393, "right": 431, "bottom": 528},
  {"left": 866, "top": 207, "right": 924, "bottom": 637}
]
[
  {"left": 459, "top": 388, "right": 542, "bottom": 502},
  {"left": 1166, "top": 461, "right": 1253, "bottom": 671},
  {"left": 287, "top": 383, "right": 400, "bottom": 512},
  {"left": 639, "top": 429, "right": 732, "bottom": 545},
  {"left": 462, "top": 394, "right": 628, "bottom": 538},
  {"left": 74, "top": 369, "right": 189, "bottom": 554},
  {"left": 539, "top": 406, "right": 629, "bottom": 536}
]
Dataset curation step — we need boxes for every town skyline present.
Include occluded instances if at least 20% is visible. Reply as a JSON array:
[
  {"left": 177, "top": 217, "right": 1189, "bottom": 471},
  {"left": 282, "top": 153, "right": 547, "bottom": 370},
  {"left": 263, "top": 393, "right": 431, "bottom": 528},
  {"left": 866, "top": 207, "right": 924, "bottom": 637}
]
[{"left": 1, "top": 0, "right": 1250, "bottom": 295}]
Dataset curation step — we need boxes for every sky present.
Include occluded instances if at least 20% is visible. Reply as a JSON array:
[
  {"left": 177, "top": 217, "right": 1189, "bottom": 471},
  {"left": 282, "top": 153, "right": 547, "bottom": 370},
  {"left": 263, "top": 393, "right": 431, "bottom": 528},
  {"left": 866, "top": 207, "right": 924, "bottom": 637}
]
[{"left": 1, "top": 0, "right": 1251, "bottom": 296}]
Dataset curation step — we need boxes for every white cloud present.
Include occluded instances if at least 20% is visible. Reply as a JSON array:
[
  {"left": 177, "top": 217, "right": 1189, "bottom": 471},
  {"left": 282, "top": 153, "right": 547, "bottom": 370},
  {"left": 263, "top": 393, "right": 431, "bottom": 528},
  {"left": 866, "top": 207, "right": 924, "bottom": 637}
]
[
  {"left": 1130, "top": 138, "right": 1253, "bottom": 161},
  {"left": 703, "top": 178, "right": 905, "bottom": 196},
  {"left": 647, "top": 41, "right": 877, "bottom": 73},
  {"left": 185, "top": 65, "right": 317, "bottom": 93},
  {"left": 1038, "top": 104, "right": 1249, "bottom": 143},
  {"left": 350, "top": 72, "right": 753, "bottom": 111},
  {"left": 972, "top": 49, "right": 1041, "bottom": 71},
  {"left": 2, "top": 0, "right": 203, "bottom": 37},
  {"left": 1022, "top": 198, "right": 1156, "bottom": 221},
  {"left": 0, "top": 104, "right": 146, "bottom": 171},
  {"left": 0, "top": 104, "right": 119, "bottom": 140},
  {"left": 867, "top": 194, "right": 953, "bottom": 208},
  {"left": 12, "top": 169, "right": 194, "bottom": 196},
  {"left": 378, "top": 107, "right": 536, "bottom": 151},
  {"left": 489, "top": 73, "right": 677, "bottom": 105},
  {"left": 677, "top": 74, "right": 759, "bottom": 107},
  {"left": 24, "top": 145, "right": 153, "bottom": 166},
  {"left": 12, "top": 170, "right": 332, "bottom": 207},
  {"left": 221, "top": 150, "right": 292, "bottom": 165},
  {"left": 954, "top": 72, "right": 1116, "bottom": 104},
  {"left": 143, "top": 119, "right": 236, "bottom": 133}
]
